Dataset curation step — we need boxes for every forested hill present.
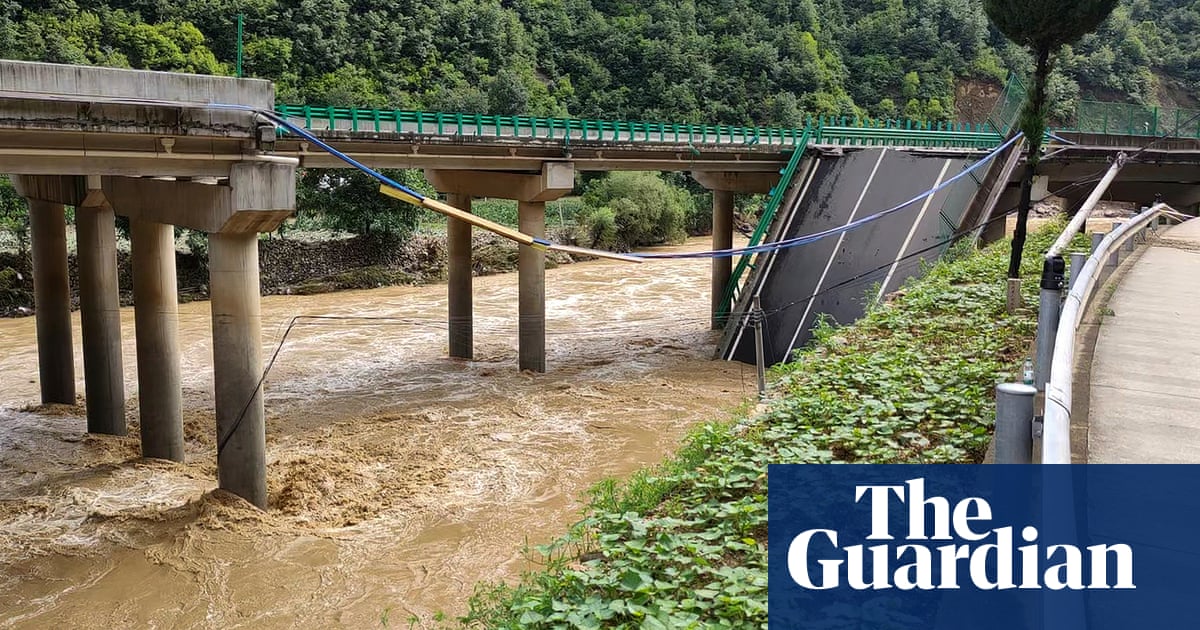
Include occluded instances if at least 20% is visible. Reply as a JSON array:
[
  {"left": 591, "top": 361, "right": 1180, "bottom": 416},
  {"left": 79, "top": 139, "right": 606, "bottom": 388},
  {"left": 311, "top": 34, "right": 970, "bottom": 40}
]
[{"left": 1, "top": 0, "right": 1196, "bottom": 126}]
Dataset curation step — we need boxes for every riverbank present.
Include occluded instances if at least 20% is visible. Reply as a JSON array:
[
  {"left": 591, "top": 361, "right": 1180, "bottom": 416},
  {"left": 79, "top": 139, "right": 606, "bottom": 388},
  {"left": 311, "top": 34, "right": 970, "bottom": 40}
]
[
  {"left": 462, "top": 223, "right": 1068, "bottom": 628},
  {"left": 0, "top": 229, "right": 581, "bottom": 317}
]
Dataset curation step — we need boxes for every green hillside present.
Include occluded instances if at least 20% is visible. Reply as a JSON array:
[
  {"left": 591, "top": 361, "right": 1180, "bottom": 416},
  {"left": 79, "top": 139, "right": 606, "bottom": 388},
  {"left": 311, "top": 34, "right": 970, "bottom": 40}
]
[{"left": 3, "top": 0, "right": 1196, "bottom": 125}]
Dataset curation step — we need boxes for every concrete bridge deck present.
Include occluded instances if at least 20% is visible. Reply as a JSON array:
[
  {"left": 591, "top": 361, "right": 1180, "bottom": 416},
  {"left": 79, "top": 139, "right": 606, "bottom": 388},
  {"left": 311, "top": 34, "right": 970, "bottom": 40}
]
[{"left": 1087, "top": 219, "right": 1200, "bottom": 463}]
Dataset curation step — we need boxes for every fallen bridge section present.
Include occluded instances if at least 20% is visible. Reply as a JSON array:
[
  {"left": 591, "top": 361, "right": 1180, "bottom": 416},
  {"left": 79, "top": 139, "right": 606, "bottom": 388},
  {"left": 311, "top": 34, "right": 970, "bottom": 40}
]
[{"left": 720, "top": 147, "right": 980, "bottom": 365}]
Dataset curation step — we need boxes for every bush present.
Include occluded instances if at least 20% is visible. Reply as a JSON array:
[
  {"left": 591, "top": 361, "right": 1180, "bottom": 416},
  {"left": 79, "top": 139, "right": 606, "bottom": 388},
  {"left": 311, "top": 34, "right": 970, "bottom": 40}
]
[
  {"left": 471, "top": 199, "right": 519, "bottom": 226},
  {"left": 577, "top": 172, "right": 692, "bottom": 249},
  {"left": 574, "top": 205, "right": 618, "bottom": 251}
]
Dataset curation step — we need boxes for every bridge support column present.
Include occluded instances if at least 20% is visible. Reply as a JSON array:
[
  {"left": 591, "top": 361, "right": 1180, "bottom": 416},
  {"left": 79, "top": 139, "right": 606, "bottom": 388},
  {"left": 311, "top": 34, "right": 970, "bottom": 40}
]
[
  {"left": 27, "top": 200, "right": 75, "bottom": 405},
  {"left": 711, "top": 190, "right": 734, "bottom": 330},
  {"left": 76, "top": 196, "right": 126, "bottom": 435},
  {"left": 519, "top": 201, "right": 546, "bottom": 373},
  {"left": 209, "top": 232, "right": 266, "bottom": 508},
  {"left": 424, "top": 163, "right": 574, "bottom": 372},
  {"left": 131, "top": 219, "right": 184, "bottom": 461},
  {"left": 691, "top": 171, "right": 779, "bottom": 331},
  {"left": 446, "top": 193, "right": 473, "bottom": 360}
]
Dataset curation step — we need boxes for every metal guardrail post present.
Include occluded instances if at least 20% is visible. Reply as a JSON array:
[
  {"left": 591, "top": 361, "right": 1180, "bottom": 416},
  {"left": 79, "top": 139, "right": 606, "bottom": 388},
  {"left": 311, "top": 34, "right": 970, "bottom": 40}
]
[
  {"left": 752, "top": 296, "right": 767, "bottom": 399},
  {"left": 1090, "top": 232, "right": 1104, "bottom": 255},
  {"left": 1109, "top": 223, "right": 1123, "bottom": 267},
  {"left": 995, "top": 383, "right": 1036, "bottom": 463},
  {"left": 1035, "top": 256, "right": 1065, "bottom": 391},
  {"left": 1068, "top": 252, "right": 1087, "bottom": 292}
]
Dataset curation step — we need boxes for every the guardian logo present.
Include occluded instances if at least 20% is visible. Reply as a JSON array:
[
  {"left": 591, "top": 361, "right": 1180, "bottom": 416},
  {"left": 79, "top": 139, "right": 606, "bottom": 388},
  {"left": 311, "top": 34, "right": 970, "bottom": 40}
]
[{"left": 787, "top": 478, "right": 1135, "bottom": 591}]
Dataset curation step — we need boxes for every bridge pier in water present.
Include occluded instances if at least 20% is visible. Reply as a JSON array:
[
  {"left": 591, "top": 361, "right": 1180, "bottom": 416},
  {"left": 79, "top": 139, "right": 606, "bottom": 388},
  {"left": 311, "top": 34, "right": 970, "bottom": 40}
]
[
  {"left": 425, "top": 163, "right": 574, "bottom": 373},
  {"left": 0, "top": 61, "right": 298, "bottom": 508},
  {"left": 209, "top": 232, "right": 267, "bottom": 508},
  {"left": 25, "top": 198, "right": 76, "bottom": 405},
  {"left": 445, "top": 193, "right": 474, "bottom": 360},
  {"left": 692, "top": 172, "right": 779, "bottom": 330},
  {"left": 130, "top": 219, "right": 185, "bottom": 462},
  {"left": 12, "top": 166, "right": 294, "bottom": 508},
  {"left": 518, "top": 201, "right": 547, "bottom": 373},
  {"left": 76, "top": 179, "right": 127, "bottom": 436}
]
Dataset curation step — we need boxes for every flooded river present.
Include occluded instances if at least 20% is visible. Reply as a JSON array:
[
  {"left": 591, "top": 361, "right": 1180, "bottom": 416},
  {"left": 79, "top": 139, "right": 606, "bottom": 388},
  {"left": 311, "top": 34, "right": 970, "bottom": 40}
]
[{"left": 0, "top": 238, "right": 748, "bottom": 628}]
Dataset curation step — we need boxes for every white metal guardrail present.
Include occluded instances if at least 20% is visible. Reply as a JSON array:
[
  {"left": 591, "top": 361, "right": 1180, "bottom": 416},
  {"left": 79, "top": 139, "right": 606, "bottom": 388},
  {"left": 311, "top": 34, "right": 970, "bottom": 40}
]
[{"left": 1041, "top": 203, "right": 1185, "bottom": 464}]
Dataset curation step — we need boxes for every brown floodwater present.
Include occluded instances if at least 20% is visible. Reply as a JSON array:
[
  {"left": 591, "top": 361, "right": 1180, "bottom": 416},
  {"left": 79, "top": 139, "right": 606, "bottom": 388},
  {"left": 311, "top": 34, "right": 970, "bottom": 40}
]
[{"left": 0, "top": 237, "right": 749, "bottom": 628}]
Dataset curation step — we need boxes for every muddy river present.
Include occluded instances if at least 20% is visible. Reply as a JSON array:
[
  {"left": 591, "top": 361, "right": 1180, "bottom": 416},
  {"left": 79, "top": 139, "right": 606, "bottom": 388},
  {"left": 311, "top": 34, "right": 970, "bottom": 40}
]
[{"left": 0, "top": 238, "right": 749, "bottom": 628}]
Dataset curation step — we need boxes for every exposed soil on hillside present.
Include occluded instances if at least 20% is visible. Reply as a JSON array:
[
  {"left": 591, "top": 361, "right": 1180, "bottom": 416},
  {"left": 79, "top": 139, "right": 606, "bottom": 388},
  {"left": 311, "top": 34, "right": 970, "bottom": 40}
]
[{"left": 955, "top": 78, "right": 1003, "bottom": 124}]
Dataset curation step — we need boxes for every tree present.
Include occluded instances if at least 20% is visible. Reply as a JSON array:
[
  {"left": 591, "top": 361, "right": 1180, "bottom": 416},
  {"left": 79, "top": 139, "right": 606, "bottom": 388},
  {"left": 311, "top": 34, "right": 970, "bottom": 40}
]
[
  {"left": 983, "top": 0, "right": 1119, "bottom": 280},
  {"left": 0, "top": 176, "right": 28, "bottom": 255},
  {"left": 297, "top": 169, "right": 421, "bottom": 240}
]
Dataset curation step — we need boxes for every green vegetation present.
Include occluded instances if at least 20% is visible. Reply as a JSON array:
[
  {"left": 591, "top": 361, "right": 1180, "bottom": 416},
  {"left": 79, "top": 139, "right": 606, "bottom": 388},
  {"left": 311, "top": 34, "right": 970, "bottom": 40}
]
[
  {"left": 3, "top": 1, "right": 1188, "bottom": 122},
  {"left": 462, "top": 221, "right": 1069, "bottom": 628},
  {"left": 576, "top": 172, "right": 697, "bottom": 250},
  {"left": 0, "top": 176, "right": 28, "bottom": 255}
]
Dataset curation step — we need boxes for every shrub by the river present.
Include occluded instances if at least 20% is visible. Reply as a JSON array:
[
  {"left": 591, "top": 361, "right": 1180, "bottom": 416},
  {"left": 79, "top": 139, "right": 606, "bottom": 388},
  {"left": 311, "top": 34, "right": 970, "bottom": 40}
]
[
  {"left": 575, "top": 172, "right": 693, "bottom": 250},
  {"left": 462, "top": 220, "right": 1072, "bottom": 628}
]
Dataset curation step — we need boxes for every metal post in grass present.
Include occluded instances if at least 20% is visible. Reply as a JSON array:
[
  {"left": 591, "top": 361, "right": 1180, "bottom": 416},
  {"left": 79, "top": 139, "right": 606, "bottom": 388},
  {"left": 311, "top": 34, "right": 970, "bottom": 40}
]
[
  {"left": 752, "top": 296, "right": 767, "bottom": 399},
  {"left": 1034, "top": 256, "right": 1065, "bottom": 392},
  {"left": 995, "top": 383, "right": 1036, "bottom": 464},
  {"left": 1109, "top": 223, "right": 1124, "bottom": 268}
]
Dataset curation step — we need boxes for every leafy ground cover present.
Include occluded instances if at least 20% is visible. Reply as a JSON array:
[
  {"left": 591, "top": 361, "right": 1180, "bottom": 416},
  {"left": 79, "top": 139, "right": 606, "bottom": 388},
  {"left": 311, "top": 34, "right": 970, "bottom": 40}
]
[{"left": 461, "top": 221, "right": 1070, "bottom": 629}]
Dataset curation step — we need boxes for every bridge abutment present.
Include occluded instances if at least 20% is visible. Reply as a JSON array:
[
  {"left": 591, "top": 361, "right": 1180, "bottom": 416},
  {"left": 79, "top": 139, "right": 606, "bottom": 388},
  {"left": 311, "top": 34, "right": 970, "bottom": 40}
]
[
  {"left": 130, "top": 219, "right": 185, "bottom": 462},
  {"left": 692, "top": 171, "right": 778, "bottom": 330},
  {"left": 446, "top": 193, "right": 474, "bottom": 360},
  {"left": 76, "top": 189, "right": 127, "bottom": 436},
  {"left": 26, "top": 199, "right": 76, "bottom": 405},
  {"left": 425, "top": 163, "right": 574, "bottom": 373}
]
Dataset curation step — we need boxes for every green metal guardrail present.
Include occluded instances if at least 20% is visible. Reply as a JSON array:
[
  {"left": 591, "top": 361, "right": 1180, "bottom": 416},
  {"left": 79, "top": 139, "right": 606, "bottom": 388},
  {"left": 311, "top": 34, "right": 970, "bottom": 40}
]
[
  {"left": 717, "top": 126, "right": 815, "bottom": 322},
  {"left": 273, "top": 105, "right": 1002, "bottom": 149},
  {"left": 984, "top": 73, "right": 1200, "bottom": 138},
  {"left": 1064, "top": 100, "right": 1200, "bottom": 137},
  {"left": 986, "top": 74, "right": 1026, "bottom": 136}
]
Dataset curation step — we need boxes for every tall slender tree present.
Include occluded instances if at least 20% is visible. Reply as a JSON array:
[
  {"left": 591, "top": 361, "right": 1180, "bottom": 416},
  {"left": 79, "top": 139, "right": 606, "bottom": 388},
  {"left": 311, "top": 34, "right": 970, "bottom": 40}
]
[{"left": 982, "top": 0, "right": 1119, "bottom": 279}]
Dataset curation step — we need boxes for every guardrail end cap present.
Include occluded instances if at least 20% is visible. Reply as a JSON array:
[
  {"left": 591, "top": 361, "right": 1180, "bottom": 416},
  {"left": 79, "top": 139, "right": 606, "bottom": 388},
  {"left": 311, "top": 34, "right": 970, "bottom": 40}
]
[{"left": 997, "top": 383, "right": 1038, "bottom": 396}]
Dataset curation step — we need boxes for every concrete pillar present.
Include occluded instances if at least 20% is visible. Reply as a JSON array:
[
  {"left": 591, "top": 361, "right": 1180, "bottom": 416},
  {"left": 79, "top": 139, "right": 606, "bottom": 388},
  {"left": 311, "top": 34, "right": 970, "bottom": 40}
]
[
  {"left": 518, "top": 201, "right": 546, "bottom": 373},
  {"left": 209, "top": 232, "right": 266, "bottom": 508},
  {"left": 446, "top": 193, "right": 473, "bottom": 360},
  {"left": 27, "top": 200, "right": 75, "bottom": 405},
  {"left": 691, "top": 171, "right": 777, "bottom": 329},
  {"left": 711, "top": 190, "right": 734, "bottom": 330},
  {"left": 76, "top": 204, "right": 126, "bottom": 435},
  {"left": 131, "top": 219, "right": 184, "bottom": 461},
  {"left": 423, "top": 164, "right": 573, "bottom": 373}
]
